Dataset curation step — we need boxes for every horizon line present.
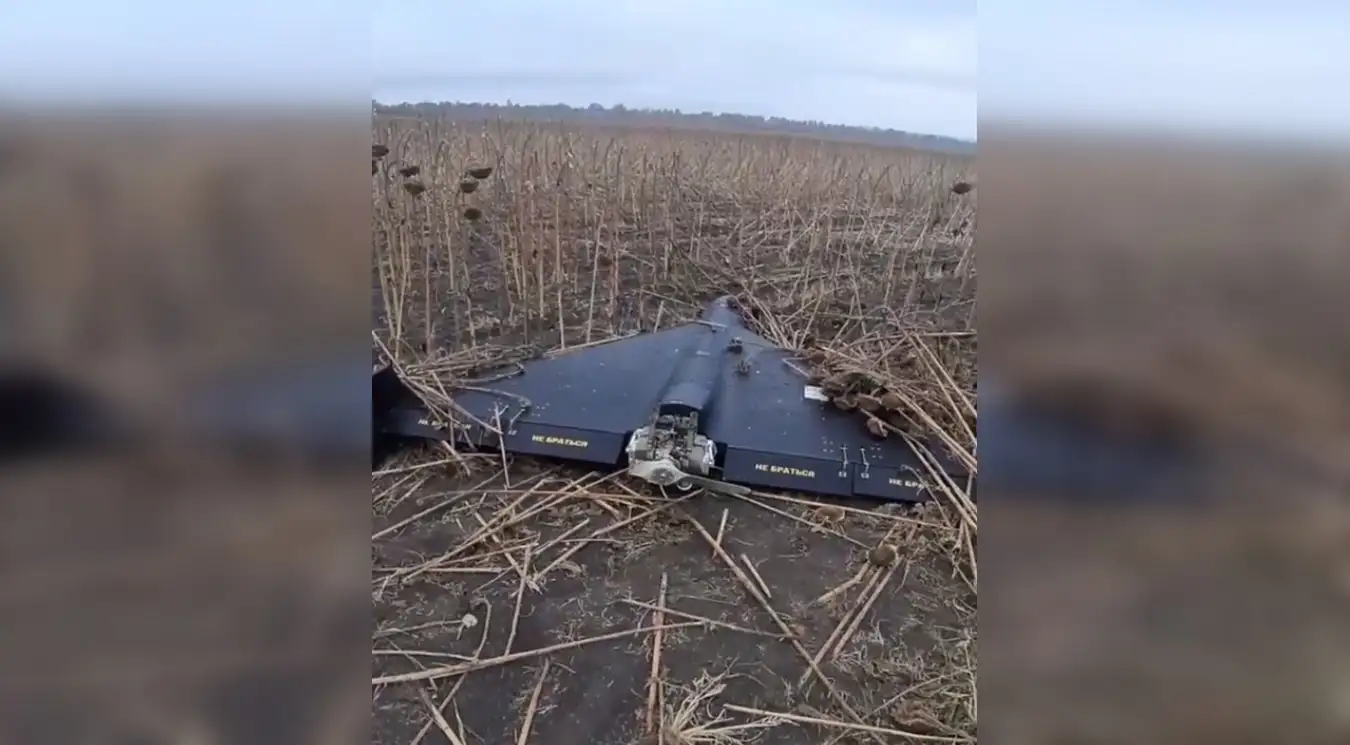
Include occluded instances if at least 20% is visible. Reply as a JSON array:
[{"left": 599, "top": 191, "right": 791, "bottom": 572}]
[{"left": 373, "top": 98, "right": 977, "bottom": 144}]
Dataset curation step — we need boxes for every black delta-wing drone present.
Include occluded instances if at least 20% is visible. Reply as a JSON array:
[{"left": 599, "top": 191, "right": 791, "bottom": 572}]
[{"left": 374, "top": 296, "right": 970, "bottom": 503}]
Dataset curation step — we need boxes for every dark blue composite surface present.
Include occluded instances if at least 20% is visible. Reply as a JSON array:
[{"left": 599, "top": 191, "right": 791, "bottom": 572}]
[
  {"left": 377, "top": 296, "right": 1212, "bottom": 503},
  {"left": 3, "top": 316, "right": 1206, "bottom": 499},
  {"left": 416, "top": 297, "right": 966, "bottom": 502}
]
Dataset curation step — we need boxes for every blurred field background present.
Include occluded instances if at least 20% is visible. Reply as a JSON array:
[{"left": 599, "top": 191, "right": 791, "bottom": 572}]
[
  {"left": 984, "top": 138, "right": 1350, "bottom": 473},
  {"left": 980, "top": 130, "right": 1350, "bottom": 744},
  {"left": 0, "top": 116, "right": 366, "bottom": 375},
  {"left": 0, "top": 113, "right": 370, "bottom": 745}
]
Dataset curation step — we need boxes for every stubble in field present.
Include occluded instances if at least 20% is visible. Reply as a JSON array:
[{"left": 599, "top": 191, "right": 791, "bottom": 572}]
[{"left": 372, "top": 116, "right": 977, "bottom": 745}]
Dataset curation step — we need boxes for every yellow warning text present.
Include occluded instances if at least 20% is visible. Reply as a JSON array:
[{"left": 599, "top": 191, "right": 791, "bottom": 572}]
[
  {"left": 531, "top": 434, "right": 589, "bottom": 448},
  {"left": 755, "top": 463, "right": 815, "bottom": 478}
]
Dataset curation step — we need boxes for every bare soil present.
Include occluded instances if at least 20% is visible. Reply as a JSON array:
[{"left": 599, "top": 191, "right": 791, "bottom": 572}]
[{"left": 371, "top": 118, "right": 977, "bottom": 745}]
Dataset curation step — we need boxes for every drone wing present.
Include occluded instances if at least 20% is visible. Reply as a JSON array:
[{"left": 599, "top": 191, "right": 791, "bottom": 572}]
[
  {"left": 372, "top": 295, "right": 972, "bottom": 503},
  {"left": 377, "top": 323, "right": 718, "bottom": 468},
  {"left": 186, "top": 354, "right": 372, "bottom": 461},
  {"left": 702, "top": 328, "right": 970, "bottom": 503}
]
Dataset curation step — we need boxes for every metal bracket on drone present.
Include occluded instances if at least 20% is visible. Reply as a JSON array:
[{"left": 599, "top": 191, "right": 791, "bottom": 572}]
[{"left": 625, "top": 412, "right": 749, "bottom": 497}]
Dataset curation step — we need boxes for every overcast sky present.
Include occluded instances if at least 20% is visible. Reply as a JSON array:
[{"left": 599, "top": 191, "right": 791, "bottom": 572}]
[
  {"left": 981, "top": 0, "right": 1350, "bottom": 142},
  {"left": 373, "top": 0, "right": 978, "bottom": 140},
  {"left": 1, "top": 0, "right": 1346, "bottom": 143}
]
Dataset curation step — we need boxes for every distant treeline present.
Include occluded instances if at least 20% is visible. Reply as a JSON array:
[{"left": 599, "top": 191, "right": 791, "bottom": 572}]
[{"left": 373, "top": 101, "right": 975, "bottom": 155}]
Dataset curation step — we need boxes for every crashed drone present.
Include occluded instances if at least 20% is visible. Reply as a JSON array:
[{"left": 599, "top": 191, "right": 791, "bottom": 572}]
[
  {"left": 374, "top": 296, "right": 970, "bottom": 503},
  {"left": 0, "top": 304, "right": 1211, "bottom": 500}
]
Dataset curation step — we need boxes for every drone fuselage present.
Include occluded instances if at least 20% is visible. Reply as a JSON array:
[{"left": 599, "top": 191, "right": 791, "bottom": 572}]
[{"left": 626, "top": 332, "right": 727, "bottom": 488}]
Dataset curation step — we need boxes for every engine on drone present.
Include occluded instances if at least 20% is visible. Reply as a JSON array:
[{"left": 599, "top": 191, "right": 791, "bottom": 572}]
[{"left": 625, "top": 411, "right": 717, "bottom": 488}]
